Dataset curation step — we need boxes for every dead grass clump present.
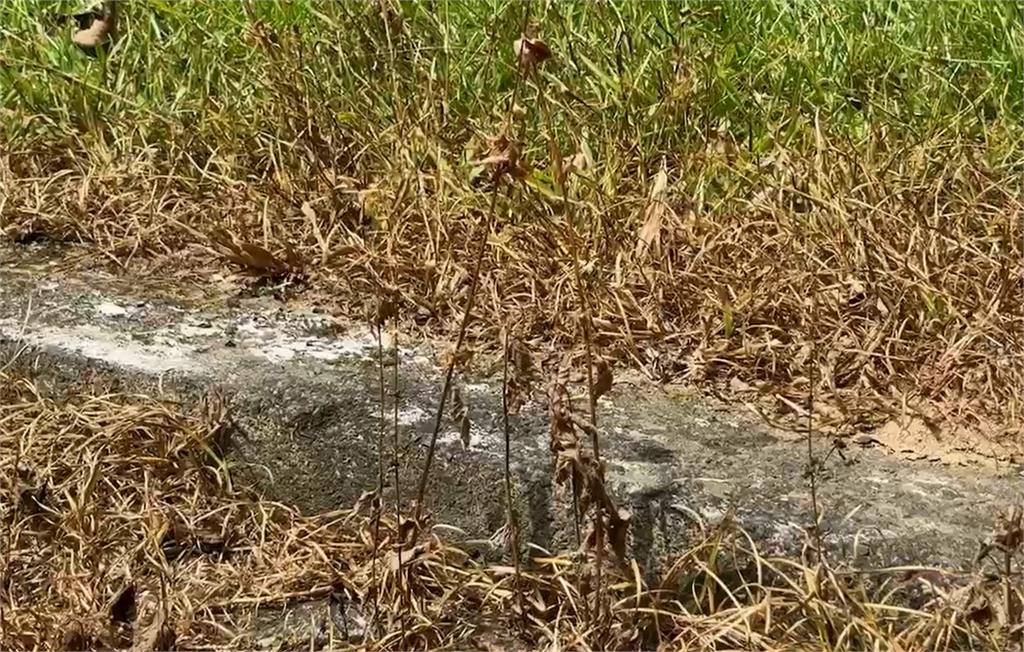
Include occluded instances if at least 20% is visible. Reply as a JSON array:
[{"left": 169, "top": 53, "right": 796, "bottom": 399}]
[
  {"left": 3, "top": 96, "right": 1021, "bottom": 446},
  {"left": 2, "top": 1, "right": 1022, "bottom": 441},
  {"left": 0, "top": 373, "right": 1018, "bottom": 650}
]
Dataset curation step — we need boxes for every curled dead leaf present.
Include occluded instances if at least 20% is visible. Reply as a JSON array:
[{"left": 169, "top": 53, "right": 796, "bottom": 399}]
[
  {"left": 994, "top": 505, "right": 1023, "bottom": 552},
  {"left": 476, "top": 133, "right": 531, "bottom": 180},
  {"left": 505, "top": 337, "right": 535, "bottom": 415},
  {"left": 514, "top": 36, "right": 552, "bottom": 70},
  {"left": 387, "top": 543, "right": 430, "bottom": 572},
  {"left": 375, "top": 298, "right": 397, "bottom": 326},
  {"left": 608, "top": 507, "right": 632, "bottom": 562},
  {"left": 72, "top": 1, "right": 116, "bottom": 53},
  {"left": 300, "top": 200, "right": 317, "bottom": 223},
  {"left": 593, "top": 359, "right": 613, "bottom": 401},
  {"left": 208, "top": 228, "right": 301, "bottom": 277},
  {"left": 563, "top": 152, "right": 590, "bottom": 178},
  {"left": 635, "top": 168, "right": 673, "bottom": 260}
]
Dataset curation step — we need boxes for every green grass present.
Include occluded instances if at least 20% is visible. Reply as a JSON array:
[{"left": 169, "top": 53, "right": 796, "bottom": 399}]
[
  {"left": 2, "top": 0, "right": 1023, "bottom": 435},
  {"left": 4, "top": 1, "right": 1022, "bottom": 156}
]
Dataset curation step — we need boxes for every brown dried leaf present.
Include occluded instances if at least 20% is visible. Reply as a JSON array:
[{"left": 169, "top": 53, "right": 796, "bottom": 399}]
[
  {"left": 505, "top": 337, "right": 535, "bottom": 415},
  {"left": 511, "top": 339, "right": 534, "bottom": 378},
  {"left": 563, "top": 148, "right": 592, "bottom": 178},
  {"left": 549, "top": 137, "right": 566, "bottom": 188},
  {"left": 729, "top": 376, "right": 755, "bottom": 393},
  {"left": 475, "top": 133, "right": 530, "bottom": 179},
  {"left": 375, "top": 298, "right": 398, "bottom": 325},
  {"left": 387, "top": 543, "right": 430, "bottom": 572},
  {"left": 608, "top": 507, "right": 632, "bottom": 562},
  {"left": 514, "top": 36, "right": 552, "bottom": 69},
  {"left": 300, "top": 200, "right": 317, "bottom": 223},
  {"left": 593, "top": 359, "right": 613, "bottom": 401},
  {"left": 208, "top": 228, "right": 296, "bottom": 276},
  {"left": 238, "top": 242, "right": 284, "bottom": 271},
  {"left": 635, "top": 169, "right": 672, "bottom": 259},
  {"left": 459, "top": 415, "right": 471, "bottom": 449},
  {"left": 994, "top": 505, "right": 1023, "bottom": 551}
]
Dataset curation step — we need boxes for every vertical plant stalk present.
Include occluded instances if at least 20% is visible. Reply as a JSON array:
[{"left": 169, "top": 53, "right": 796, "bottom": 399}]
[
  {"left": 1004, "top": 547, "right": 1013, "bottom": 634},
  {"left": 413, "top": 184, "right": 501, "bottom": 521},
  {"left": 502, "top": 330, "right": 525, "bottom": 624},
  {"left": 413, "top": 1, "right": 533, "bottom": 522},
  {"left": 806, "top": 291, "right": 825, "bottom": 563},
  {"left": 369, "top": 320, "right": 388, "bottom": 634},
  {"left": 391, "top": 321, "right": 409, "bottom": 643},
  {"left": 536, "top": 72, "right": 606, "bottom": 622}
]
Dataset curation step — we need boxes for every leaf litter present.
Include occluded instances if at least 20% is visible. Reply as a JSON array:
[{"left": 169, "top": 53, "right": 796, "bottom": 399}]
[{"left": 0, "top": 371, "right": 1020, "bottom": 650}]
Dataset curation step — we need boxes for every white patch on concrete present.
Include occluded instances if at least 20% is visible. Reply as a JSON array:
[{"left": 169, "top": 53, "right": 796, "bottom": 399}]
[
  {"left": 261, "top": 344, "right": 298, "bottom": 362},
  {"left": 397, "top": 406, "right": 428, "bottom": 425},
  {"left": 3, "top": 322, "right": 197, "bottom": 375},
  {"left": 435, "top": 420, "right": 496, "bottom": 450},
  {"left": 437, "top": 428, "right": 466, "bottom": 447},
  {"left": 233, "top": 317, "right": 381, "bottom": 364},
  {"left": 611, "top": 460, "right": 670, "bottom": 494},
  {"left": 178, "top": 323, "right": 221, "bottom": 338},
  {"left": 2, "top": 294, "right": 432, "bottom": 381},
  {"left": 96, "top": 301, "right": 131, "bottom": 318},
  {"left": 249, "top": 333, "right": 378, "bottom": 363}
]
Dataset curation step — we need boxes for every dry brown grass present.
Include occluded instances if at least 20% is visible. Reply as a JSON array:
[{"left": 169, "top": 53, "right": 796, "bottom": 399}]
[
  {"left": 3, "top": 5, "right": 1023, "bottom": 648},
  {"left": 2, "top": 2, "right": 1023, "bottom": 444},
  {"left": 1, "top": 372, "right": 1020, "bottom": 650},
  {"left": 4, "top": 124, "right": 1023, "bottom": 443}
]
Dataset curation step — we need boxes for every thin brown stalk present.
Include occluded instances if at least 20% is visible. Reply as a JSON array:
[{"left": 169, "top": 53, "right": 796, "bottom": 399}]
[
  {"left": 369, "top": 319, "right": 387, "bottom": 635},
  {"left": 412, "top": 1, "right": 533, "bottom": 522},
  {"left": 391, "top": 321, "right": 408, "bottom": 644},
  {"left": 413, "top": 182, "right": 501, "bottom": 522},
  {"left": 536, "top": 64, "right": 606, "bottom": 624},
  {"left": 806, "top": 292, "right": 826, "bottom": 566},
  {"left": 502, "top": 330, "right": 524, "bottom": 625}
]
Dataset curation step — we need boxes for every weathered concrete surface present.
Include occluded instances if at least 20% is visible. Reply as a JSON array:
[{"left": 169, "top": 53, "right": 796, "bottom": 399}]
[{"left": 1, "top": 246, "right": 1022, "bottom": 572}]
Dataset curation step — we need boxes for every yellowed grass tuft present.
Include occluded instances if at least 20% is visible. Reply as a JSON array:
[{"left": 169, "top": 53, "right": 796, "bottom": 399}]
[{"left": 1, "top": 372, "right": 1018, "bottom": 650}]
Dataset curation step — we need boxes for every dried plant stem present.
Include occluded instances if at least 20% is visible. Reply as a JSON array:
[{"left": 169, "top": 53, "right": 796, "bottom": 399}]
[
  {"left": 806, "top": 296, "right": 825, "bottom": 564},
  {"left": 370, "top": 321, "right": 387, "bottom": 633},
  {"left": 570, "top": 204, "right": 607, "bottom": 623},
  {"left": 502, "top": 330, "right": 524, "bottom": 624},
  {"left": 390, "top": 322, "right": 409, "bottom": 642},
  {"left": 413, "top": 183, "right": 501, "bottom": 522},
  {"left": 1004, "top": 549, "right": 1013, "bottom": 632},
  {"left": 413, "top": 1, "right": 533, "bottom": 523},
  {"left": 570, "top": 473, "right": 582, "bottom": 547},
  {"left": 536, "top": 73, "right": 606, "bottom": 622}
]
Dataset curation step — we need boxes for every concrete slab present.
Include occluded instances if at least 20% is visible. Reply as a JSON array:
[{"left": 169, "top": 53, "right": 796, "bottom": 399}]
[{"left": 1, "top": 248, "right": 1022, "bottom": 572}]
